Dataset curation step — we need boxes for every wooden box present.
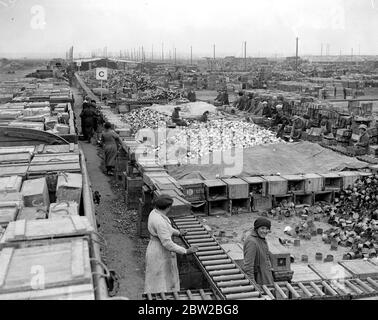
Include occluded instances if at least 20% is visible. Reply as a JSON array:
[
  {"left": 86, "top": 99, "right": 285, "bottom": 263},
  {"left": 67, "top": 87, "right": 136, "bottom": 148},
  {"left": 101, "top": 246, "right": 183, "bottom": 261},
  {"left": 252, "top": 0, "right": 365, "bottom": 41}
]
[
  {"left": 308, "top": 263, "right": 353, "bottom": 280},
  {"left": 282, "top": 175, "right": 306, "bottom": 194},
  {"left": 0, "top": 164, "right": 28, "bottom": 178},
  {"left": 31, "top": 153, "right": 79, "bottom": 164},
  {"left": 0, "top": 153, "right": 31, "bottom": 165},
  {"left": 273, "top": 194, "right": 293, "bottom": 207},
  {"left": 0, "top": 238, "right": 92, "bottom": 294},
  {"left": 320, "top": 173, "right": 343, "bottom": 191},
  {"left": 151, "top": 176, "right": 181, "bottom": 192},
  {"left": 56, "top": 173, "right": 82, "bottom": 208},
  {"left": 204, "top": 180, "right": 228, "bottom": 201},
  {"left": 338, "top": 171, "right": 361, "bottom": 189},
  {"left": 17, "top": 207, "right": 47, "bottom": 221},
  {"left": 291, "top": 264, "right": 322, "bottom": 283},
  {"left": 268, "top": 241, "right": 291, "bottom": 273},
  {"left": 294, "top": 193, "right": 313, "bottom": 206},
  {"left": 338, "top": 260, "right": 378, "bottom": 280},
  {"left": 262, "top": 176, "right": 288, "bottom": 195},
  {"left": 27, "top": 162, "right": 81, "bottom": 176},
  {"left": 178, "top": 179, "right": 206, "bottom": 202},
  {"left": 21, "top": 178, "right": 50, "bottom": 208},
  {"left": 0, "top": 207, "right": 18, "bottom": 226},
  {"left": 143, "top": 171, "right": 170, "bottom": 189},
  {"left": 0, "top": 176, "right": 23, "bottom": 193},
  {"left": 229, "top": 199, "right": 251, "bottom": 214},
  {"left": 252, "top": 195, "right": 272, "bottom": 212},
  {"left": 241, "top": 177, "right": 267, "bottom": 197},
  {"left": 0, "top": 283, "right": 95, "bottom": 300},
  {"left": 303, "top": 173, "right": 323, "bottom": 193},
  {"left": 222, "top": 178, "right": 249, "bottom": 199},
  {"left": 208, "top": 199, "right": 228, "bottom": 216},
  {"left": 41, "top": 144, "right": 79, "bottom": 154},
  {"left": 190, "top": 201, "right": 208, "bottom": 217},
  {"left": 0, "top": 216, "right": 94, "bottom": 245},
  {"left": 313, "top": 191, "right": 333, "bottom": 204},
  {"left": 0, "top": 193, "right": 23, "bottom": 209},
  {"left": 49, "top": 202, "right": 79, "bottom": 219}
]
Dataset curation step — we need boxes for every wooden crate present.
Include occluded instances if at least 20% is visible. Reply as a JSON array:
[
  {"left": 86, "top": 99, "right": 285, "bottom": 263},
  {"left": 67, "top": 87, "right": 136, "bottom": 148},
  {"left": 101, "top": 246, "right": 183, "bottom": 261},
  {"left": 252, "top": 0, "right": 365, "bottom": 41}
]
[
  {"left": 143, "top": 171, "right": 170, "bottom": 189},
  {"left": 273, "top": 194, "right": 293, "bottom": 207},
  {"left": 126, "top": 176, "right": 143, "bottom": 193},
  {"left": 314, "top": 191, "right": 333, "bottom": 203},
  {"left": 204, "top": 180, "right": 228, "bottom": 201},
  {"left": 48, "top": 201, "right": 79, "bottom": 219},
  {"left": 0, "top": 164, "right": 28, "bottom": 178},
  {"left": 229, "top": 198, "right": 251, "bottom": 214},
  {"left": 0, "top": 238, "right": 93, "bottom": 294},
  {"left": 27, "top": 162, "right": 81, "bottom": 175},
  {"left": 241, "top": 176, "right": 267, "bottom": 197},
  {"left": 151, "top": 176, "right": 182, "bottom": 192},
  {"left": 320, "top": 173, "right": 343, "bottom": 191},
  {"left": 0, "top": 176, "right": 23, "bottom": 193},
  {"left": 338, "top": 171, "right": 361, "bottom": 189},
  {"left": 208, "top": 200, "right": 228, "bottom": 216},
  {"left": 178, "top": 179, "right": 205, "bottom": 202},
  {"left": 31, "top": 153, "right": 79, "bottom": 164},
  {"left": 291, "top": 264, "right": 322, "bottom": 283},
  {"left": 17, "top": 207, "right": 47, "bottom": 221},
  {"left": 0, "top": 207, "right": 18, "bottom": 226},
  {"left": 252, "top": 195, "right": 272, "bottom": 212},
  {"left": 338, "top": 260, "right": 378, "bottom": 280},
  {"left": 21, "top": 178, "right": 50, "bottom": 208},
  {"left": 0, "top": 283, "right": 95, "bottom": 300},
  {"left": 0, "top": 153, "right": 31, "bottom": 165},
  {"left": 153, "top": 190, "right": 191, "bottom": 218},
  {"left": 268, "top": 241, "right": 291, "bottom": 273},
  {"left": 0, "top": 216, "right": 94, "bottom": 245},
  {"left": 282, "top": 175, "right": 306, "bottom": 194},
  {"left": 303, "top": 173, "right": 323, "bottom": 193},
  {"left": 308, "top": 263, "right": 353, "bottom": 280},
  {"left": 222, "top": 178, "right": 249, "bottom": 199},
  {"left": 262, "top": 176, "right": 288, "bottom": 195},
  {"left": 56, "top": 173, "right": 82, "bottom": 208},
  {"left": 190, "top": 201, "right": 208, "bottom": 217},
  {"left": 294, "top": 193, "right": 313, "bottom": 206}
]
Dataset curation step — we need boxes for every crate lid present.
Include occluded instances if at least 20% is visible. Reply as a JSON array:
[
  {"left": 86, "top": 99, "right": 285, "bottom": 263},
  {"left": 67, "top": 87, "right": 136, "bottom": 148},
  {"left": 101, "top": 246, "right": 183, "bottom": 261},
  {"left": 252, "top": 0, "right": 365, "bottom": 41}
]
[
  {"left": 204, "top": 180, "right": 227, "bottom": 187},
  {"left": 262, "top": 176, "right": 288, "bottom": 182},
  {"left": 222, "top": 178, "right": 248, "bottom": 186},
  {"left": 281, "top": 175, "right": 305, "bottom": 181},
  {"left": 338, "top": 260, "right": 378, "bottom": 278},
  {"left": 241, "top": 176, "right": 266, "bottom": 184},
  {"left": 319, "top": 172, "right": 341, "bottom": 178},
  {"left": 291, "top": 264, "right": 322, "bottom": 283},
  {"left": 220, "top": 243, "right": 243, "bottom": 261},
  {"left": 303, "top": 173, "right": 322, "bottom": 179},
  {"left": 308, "top": 263, "right": 353, "bottom": 280},
  {"left": 178, "top": 179, "right": 204, "bottom": 187}
]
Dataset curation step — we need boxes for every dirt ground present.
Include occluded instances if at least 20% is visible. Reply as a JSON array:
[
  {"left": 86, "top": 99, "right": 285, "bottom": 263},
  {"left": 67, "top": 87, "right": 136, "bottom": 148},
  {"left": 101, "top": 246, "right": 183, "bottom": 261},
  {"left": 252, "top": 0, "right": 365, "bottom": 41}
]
[
  {"left": 203, "top": 211, "right": 349, "bottom": 266},
  {"left": 71, "top": 85, "right": 147, "bottom": 299}
]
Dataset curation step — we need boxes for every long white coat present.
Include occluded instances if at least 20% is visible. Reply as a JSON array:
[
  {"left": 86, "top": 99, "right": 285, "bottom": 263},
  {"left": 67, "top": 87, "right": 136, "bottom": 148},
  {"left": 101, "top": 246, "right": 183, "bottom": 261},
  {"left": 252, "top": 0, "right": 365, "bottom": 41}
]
[{"left": 144, "top": 209, "right": 187, "bottom": 294}]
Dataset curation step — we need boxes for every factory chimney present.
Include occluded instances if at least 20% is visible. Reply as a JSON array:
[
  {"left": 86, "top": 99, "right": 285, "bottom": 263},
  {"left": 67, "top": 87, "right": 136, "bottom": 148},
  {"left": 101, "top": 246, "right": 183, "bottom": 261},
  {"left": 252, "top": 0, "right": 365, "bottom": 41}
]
[{"left": 295, "top": 37, "right": 299, "bottom": 71}]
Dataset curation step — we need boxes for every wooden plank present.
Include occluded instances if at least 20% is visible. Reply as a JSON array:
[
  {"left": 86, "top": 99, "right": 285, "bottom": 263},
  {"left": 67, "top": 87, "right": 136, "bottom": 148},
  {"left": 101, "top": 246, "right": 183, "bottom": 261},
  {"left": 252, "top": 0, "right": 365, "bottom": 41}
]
[
  {"left": 309, "top": 263, "right": 353, "bottom": 280},
  {"left": 297, "top": 282, "right": 313, "bottom": 298},
  {"left": 286, "top": 282, "right": 301, "bottom": 299},
  {"left": 309, "top": 282, "right": 325, "bottom": 296},
  {"left": 274, "top": 283, "right": 288, "bottom": 299},
  {"left": 338, "top": 260, "right": 378, "bottom": 279},
  {"left": 0, "top": 248, "right": 14, "bottom": 287},
  {"left": 71, "top": 240, "right": 85, "bottom": 278}
]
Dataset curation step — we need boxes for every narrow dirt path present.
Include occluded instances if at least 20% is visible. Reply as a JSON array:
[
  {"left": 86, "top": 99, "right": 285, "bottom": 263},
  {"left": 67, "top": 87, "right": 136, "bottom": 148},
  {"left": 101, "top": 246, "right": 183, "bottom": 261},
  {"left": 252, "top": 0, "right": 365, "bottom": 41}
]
[{"left": 71, "top": 87, "right": 146, "bottom": 299}]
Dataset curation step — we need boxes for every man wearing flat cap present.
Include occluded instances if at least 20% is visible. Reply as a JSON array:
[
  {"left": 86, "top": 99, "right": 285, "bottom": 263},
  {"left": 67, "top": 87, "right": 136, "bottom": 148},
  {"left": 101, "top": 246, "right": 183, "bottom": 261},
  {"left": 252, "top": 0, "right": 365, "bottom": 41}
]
[
  {"left": 243, "top": 217, "right": 274, "bottom": 285},
  {"left": 144, "top": 195, "right": 198, "bottom": 294}
]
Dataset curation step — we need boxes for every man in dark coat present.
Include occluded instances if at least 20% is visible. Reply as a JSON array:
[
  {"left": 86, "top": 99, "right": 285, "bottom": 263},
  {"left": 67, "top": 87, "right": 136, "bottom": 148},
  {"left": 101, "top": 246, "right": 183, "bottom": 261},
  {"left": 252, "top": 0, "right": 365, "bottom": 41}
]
[
  {"left": 199, "top": 111, "right": 210, "bottom": 123},
  {"left": 171, "top": 107, "right": 187, "bottom": 127},
  {"left": 80, "top": 105, "right": 97, "bottom": 143},
  {"left": 243, "top": 218, "right": 274, "bottom": 285},
  {"left": 272, "top": 105, "right": 290, "bottom": 138},
  {"left": 355, "top": 124, "right": 370, "bottom": 153},
  {"left": 187, "top": 89, "right": 196, "bottom": 102}
]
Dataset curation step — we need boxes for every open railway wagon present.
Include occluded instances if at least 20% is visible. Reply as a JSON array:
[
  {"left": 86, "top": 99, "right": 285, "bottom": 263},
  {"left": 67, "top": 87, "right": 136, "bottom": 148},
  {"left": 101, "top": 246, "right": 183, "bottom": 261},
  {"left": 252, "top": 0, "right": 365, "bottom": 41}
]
[{"left": 0, "top": 128, "right": 115, "bottom": 300}]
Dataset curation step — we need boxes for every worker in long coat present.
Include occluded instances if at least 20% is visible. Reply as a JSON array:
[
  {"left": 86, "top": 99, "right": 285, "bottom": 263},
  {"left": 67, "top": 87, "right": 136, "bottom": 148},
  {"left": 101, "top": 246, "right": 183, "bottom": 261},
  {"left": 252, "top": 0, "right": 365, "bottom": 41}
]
[
  {"left": 243, "top": 218, "right": 274, "bottom": 285},
  {"left": 80, "top": 104, "right": 97, "bottom": 143},
  {"left": 100, "top": 122, "right": 121, "bottom": 176},
  {"left": 144, "top": 195, "right": 198, "bottom": 294}
]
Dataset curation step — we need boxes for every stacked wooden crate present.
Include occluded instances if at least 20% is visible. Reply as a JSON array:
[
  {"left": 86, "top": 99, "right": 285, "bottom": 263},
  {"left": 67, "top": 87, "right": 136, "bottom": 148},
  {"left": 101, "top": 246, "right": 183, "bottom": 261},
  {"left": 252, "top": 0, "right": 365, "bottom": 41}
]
[
  {"left": 178, "top": 179, "right": 207, "bottom": 216},
  {"left": 262, "top": 176, "right": 291, "bottom": 207},
  {"left": 283, "top": 175, "right": 313, "bottom": 206},
  {"left": 222, "top": 178, "right": 250, "bottom": 215},
  {"left": 242, "top": 177, "right": 271, "bottom": 212},
  {"left": 204, "top": 180, "right": 228, "bottom": 216}
]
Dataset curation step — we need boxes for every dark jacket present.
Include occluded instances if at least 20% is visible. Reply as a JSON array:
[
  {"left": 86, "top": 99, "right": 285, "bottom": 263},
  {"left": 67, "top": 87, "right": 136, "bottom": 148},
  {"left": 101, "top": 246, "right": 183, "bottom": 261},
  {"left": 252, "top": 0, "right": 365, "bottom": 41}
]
[
  {"left": 243, "top": 230, "right": 274, "bottom": 285},
  {"left": 199, "top": 113, "right": 209, "bottom": 123}
]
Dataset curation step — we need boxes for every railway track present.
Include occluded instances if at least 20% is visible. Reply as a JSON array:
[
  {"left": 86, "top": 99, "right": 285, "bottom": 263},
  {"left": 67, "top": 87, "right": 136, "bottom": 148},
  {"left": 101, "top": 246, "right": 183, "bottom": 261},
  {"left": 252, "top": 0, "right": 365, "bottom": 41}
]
[{"left": 143, "top": 289, "right": 219, "bottom": 300}]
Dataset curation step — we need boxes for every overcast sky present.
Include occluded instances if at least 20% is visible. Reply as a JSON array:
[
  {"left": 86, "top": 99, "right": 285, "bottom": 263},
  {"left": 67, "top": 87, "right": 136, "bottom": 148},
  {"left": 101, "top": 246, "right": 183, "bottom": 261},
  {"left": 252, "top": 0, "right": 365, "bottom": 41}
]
[{"left": 0, "top": 0, "right": 377, "bottom": 58}]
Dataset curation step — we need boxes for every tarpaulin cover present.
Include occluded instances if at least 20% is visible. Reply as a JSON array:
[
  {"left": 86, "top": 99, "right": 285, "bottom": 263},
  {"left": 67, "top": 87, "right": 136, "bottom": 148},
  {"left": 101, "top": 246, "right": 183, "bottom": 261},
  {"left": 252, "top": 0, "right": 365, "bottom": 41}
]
[{"left": 168, "top": 141, "right": 369, "bottom": 180}]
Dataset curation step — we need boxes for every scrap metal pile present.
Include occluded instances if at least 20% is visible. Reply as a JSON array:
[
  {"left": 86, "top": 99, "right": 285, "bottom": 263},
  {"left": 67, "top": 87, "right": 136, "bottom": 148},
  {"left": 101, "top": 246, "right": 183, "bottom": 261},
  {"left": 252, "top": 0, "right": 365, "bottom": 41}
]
[{"left": 120, "top": 108, "right": 170, "bottom": 133}]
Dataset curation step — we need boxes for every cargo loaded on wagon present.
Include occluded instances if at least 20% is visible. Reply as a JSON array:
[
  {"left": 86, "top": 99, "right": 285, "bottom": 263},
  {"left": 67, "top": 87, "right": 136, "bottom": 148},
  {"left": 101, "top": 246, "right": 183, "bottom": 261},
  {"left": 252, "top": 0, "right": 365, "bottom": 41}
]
[{"left": 0, "top": 75, "right": 123, "bottom": 300}]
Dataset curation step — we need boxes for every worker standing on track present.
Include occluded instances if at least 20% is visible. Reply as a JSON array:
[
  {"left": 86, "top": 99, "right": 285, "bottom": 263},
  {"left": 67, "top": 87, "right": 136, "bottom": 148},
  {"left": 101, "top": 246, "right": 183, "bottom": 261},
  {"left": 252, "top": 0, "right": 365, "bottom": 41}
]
[
  {"left": 243, "top": 218, "right": 274, "bottom": 286},
  {"left": 144, "top": 195, "right": 198, "bottom": 294},
  {"left": 80, "top": 103, "right": 97, "bottom": 143},
  {"left": 100, "top": 122, "right": 121, "bottom": 176}
]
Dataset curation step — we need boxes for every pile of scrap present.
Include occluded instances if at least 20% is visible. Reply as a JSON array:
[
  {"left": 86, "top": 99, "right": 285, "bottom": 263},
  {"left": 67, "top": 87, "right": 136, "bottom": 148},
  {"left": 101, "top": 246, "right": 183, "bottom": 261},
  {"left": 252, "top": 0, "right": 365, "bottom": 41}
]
[{"left": 120, "top": 108, "right": 170, "bottom": 133}]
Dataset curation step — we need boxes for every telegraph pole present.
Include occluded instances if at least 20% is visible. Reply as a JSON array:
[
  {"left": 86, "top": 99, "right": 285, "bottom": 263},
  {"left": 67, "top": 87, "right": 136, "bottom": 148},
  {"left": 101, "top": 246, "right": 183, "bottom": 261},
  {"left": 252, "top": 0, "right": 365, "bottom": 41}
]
[
  {"left": 244, "top": 41, "right": 247, "bottom": 71},
  {"left": 151, "top": 45, "right": 154, "bottom": 61},
  {"left": 174, "top": 48, "right": 177, "bottom": 65},
  {"left": 295, "top": 37, "right": 299, "bottom": 71},
  {"left": 190, "top": 46, "right": 193, "bottom": 65},
  {"left": 162, "top": 42, "right": 164, "bottom": 61}
]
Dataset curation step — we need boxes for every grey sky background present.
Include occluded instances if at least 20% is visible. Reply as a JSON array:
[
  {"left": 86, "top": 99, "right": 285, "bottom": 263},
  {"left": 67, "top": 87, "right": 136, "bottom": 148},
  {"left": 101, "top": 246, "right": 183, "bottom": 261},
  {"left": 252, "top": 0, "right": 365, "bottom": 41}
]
[{"left": 0, "top": 0, "right": 377, "bottom": 58}]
